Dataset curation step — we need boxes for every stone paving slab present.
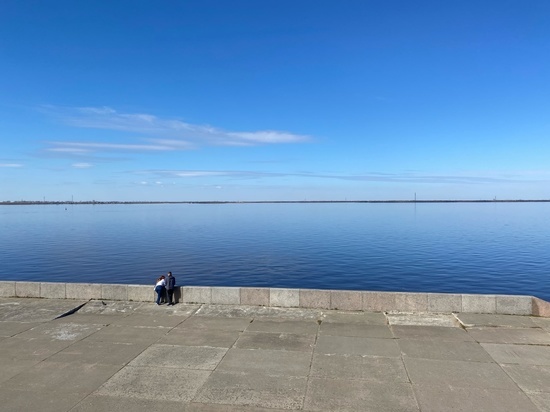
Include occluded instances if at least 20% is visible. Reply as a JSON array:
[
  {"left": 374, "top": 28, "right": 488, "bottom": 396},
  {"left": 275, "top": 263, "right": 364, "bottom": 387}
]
[
  {"left": 319, "top": 322, "right": 393, "bottom": 338},
  {"left": 47, "top": 339, "right": 151, "bottom": 366},
  {"left": 399, "top": 339, "right": 495, "bottom": 362},
  {"left": 0, "top": 321, "right": 41, "bottom": 337},
  {"left": 97, "top": 366, "right": 211, "bottom": 402},
  {"left": 404, "top": 357, "right": 518, "bottom": 389},
  {"left": 482, "top": 343, "right": 550, "bottom": 365},
  {"left": 129, "top": 344, "right": 227, "bottom": 370},
  {"left": 391, "top": 325, "right": 475, "bottom": 341},
  {"left": 2, "top": 360, "right": 120, "bottom": 394},
  {"left": 235, "top": 331, "right": 315, "bottom": 352},
  {"left": 195, "top": 371, "right": 308, "bottom": 409},
  {"left": 1, "top": 298, "right": 550, "bottom": 411},
  {"left": 160, "top": 326, "right": 242, "bottom": 348},
  {"left": 0, "top": 388, "right": 87, "bottom": 412},
  {"left": 456, "top": 313, "right": 541, "bottom": 328},
  {"left": 304, "top": 378, "right": 419, "bottom": 412},
  {"left": 310, "top": 353, "right": 409, "bottom": 383},
  {"left": 216, "top": 348, "right": 312, "bottom": 376},
  {"left": 320, "top": 311, "right": 387, "bottom": 325},
  {"left": 178, "top": 315, "right": 252, "bottom": 331},
  {"left": 501, "top": 364, "right": 550, "bottom": 392},
  {"left": 316, "top": 335, "right": 401, "bottom": 357},
  {"left": 412, "top": 385, "right": 541, "bottom": 412},
  {"left": 246, "top": 318, "right": 319, "bottom": 335},
  {"left": 0, "top": 298, "right": 87, "bottom": 322},
  {"left": 468, "top": 327, "right": 550, "bottom": 344}
]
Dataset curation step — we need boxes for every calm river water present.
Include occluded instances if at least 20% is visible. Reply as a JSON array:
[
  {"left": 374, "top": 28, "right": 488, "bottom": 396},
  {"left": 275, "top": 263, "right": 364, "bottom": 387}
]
[{"left": 0, "top": 202, "right": 549, "bottom": 301}]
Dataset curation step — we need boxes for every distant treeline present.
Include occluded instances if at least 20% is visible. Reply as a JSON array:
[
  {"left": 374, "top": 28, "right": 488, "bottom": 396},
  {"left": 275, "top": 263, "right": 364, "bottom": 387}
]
[{"left": 2, "top": 199, "right": 550, "bottom": 205}]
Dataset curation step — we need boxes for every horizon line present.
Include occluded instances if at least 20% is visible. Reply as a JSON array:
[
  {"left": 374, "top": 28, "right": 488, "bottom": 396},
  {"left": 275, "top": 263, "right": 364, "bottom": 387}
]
[{"left": 2, "top": 199, "right": 550, "bottom": 205}]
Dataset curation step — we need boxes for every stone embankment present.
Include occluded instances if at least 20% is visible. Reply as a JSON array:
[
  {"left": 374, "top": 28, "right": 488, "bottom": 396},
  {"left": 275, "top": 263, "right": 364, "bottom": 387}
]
[{"left": 1, "top": 281, "right": 549, "bottom": 317}]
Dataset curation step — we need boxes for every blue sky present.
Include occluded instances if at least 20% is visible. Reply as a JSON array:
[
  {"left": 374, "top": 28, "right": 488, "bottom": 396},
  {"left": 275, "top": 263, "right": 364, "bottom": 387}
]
[{"left": 1, "top": 1, "right": 549, "bottom": 201}]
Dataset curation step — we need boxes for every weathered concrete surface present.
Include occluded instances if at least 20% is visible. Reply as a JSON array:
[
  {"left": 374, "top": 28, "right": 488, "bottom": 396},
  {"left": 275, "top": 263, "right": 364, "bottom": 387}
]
[{"left": 0, "top": 297, "right": 549, "bottom": 411}]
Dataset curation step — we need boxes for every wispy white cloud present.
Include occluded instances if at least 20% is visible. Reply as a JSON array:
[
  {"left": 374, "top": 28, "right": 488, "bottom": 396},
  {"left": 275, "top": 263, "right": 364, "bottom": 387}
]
[
  {"left": 142, "top": 169, "right": 550, "bottom": 184},
  {"left": 43, "top": 106, "right": 310, "bottom": 153},
  {"left": 72, "top": 163, "right": 93, "bottom": 169},
  {"left": 0, "top": 163, "right": 23, "bottom": 168}
]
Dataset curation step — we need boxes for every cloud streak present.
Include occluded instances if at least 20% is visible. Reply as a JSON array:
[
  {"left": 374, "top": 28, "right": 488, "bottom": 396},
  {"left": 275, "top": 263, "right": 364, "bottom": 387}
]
[
  {"left": 43, "top": 106, "right": 310, "bottom": 154},
  {"left": 142, "top": 169, "right": 549, "bottom": 184}
]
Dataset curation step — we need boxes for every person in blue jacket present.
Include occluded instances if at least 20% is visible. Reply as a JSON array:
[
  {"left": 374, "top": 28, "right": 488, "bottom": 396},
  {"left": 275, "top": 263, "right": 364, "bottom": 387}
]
[{"left": 166, "top": 271, "right": 176, "bottom": 306}]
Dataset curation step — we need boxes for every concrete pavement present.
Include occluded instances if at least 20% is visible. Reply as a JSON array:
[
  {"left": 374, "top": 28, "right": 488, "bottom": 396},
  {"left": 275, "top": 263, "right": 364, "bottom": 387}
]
[{"left": 1, "top": 297, "right": 549, "bottom": 411}]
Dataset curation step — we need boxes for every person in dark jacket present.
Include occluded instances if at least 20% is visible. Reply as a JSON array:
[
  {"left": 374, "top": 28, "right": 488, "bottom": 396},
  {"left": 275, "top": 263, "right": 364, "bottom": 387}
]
[{"left": 166, "top": 271, "right": 176, "bottom": 306}]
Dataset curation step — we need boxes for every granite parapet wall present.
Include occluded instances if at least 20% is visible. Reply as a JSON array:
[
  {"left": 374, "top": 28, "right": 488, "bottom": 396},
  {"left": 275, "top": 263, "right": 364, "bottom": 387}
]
[{"left": 0, "top": 281, "right": 548, "bottom": 317}]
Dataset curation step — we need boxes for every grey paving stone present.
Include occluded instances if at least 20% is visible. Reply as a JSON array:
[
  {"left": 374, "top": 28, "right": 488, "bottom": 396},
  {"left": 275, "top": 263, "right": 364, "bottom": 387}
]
[
  {"left": 392, "top": 325, "right": 474, "bottom": 341},
  {"left": 246, "top": 318, "right": 319, "bottom": 335},
  {"left": 80, "top": 299, "right": 144, "bottom": 315},
  {"left": 129, "top": 344, "right": 227, "bottom": 370},
  {"left": 196, "top": 304, "right": 320, "bottom": 320},
  {"left": 501, "top": 364, "right": 550, "bottom": 392},
  {"left": 0, "top": 358, "right": 40, "bottom": 385},
  {"left": 71, "top": 394, "right": 185, "bottom": 412},
  {"left": 194, "top": 371, "right": 307, "bottom": 409},
  {"left": 399, "top": 339, "right": 494, "bottom": 362},
  {"left": 178, "top": 315, "right": 252, "bottom": 331},
  {"left": 52, "top": 313, "right": 123, "bottom": 325},
  {"left": 217, "top": 348, "right": 311, "bottom": 376},
  {"left": 82, "top": 324, "right": 165, "bottom": 344},
  {"left": 235, "top": 331, "right": 315, "bottom": 352},
  {"left": 109, "top": 313, "right": 187, "bottom": 328},
  {"left": 482, "top": 343, "right": 550, "bottom": 365},
  {"left": 304, "top": 378, "right": 418, "bottom": 412},
  {"left": 15, "top": 321, "right": 104, "bottom": 341},
  {"left": 467, "top": 327, "right": 550, "bottom": 344},
  {"left": 534, "top": 317, "right": 550, "bottom": 331},
  {"left": 320, "top": 322, "right": 393, "bottom": 338},
  {"left": 47, "top": 340, "right": 151, "bottom": 366},
  {"left": 185, "top": 404, "right": 289, "bottom": 412},
  {"left": 0, "top": 388, "right": 85, "bottom": 412},
  {"left": 320, "top": 311, "right": 387, "bottom": 325},
  {"left": 525, "top": 392, "right": 550, "bottom": 412},
  {"left": 2, "top": 360, "right": 120, "bottom": 394},
  {"left": 0, "top": 336, "right": 74, "bottom": 360},
  {"left": 387, "top": 313, "right": 458, "bottom": 327},
  {"left": 160, "top": 327, "right": 241, "bottom": 348},
  {"left": 456, "top": 313, "right": 540, "bottom": 328},
  {"left": 404, "top": 358, "right": 517, "bottom": 389},
  {"left": 0, "top": 298, "right": 86, "bottom": 322},
  {"left": 97, "top": 366, "right": 211, "bottom": 402},
  {"left": 0, "top": 321, "right": 41, "bottom": 337},
  {"left": 310, "top": 353, "right": 409, "bottom": 383},
  {"left": 412, "top": 384, "right": 540, "bottom": 412},
  {"left": 315, "top": 335, "right": 401, "bottom": 357}
]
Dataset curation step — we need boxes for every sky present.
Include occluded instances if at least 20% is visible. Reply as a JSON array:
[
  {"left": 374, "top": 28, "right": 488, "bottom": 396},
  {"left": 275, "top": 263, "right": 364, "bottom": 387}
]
[{"left": 1, "top": 0, "right": 549, "bottom": 201}]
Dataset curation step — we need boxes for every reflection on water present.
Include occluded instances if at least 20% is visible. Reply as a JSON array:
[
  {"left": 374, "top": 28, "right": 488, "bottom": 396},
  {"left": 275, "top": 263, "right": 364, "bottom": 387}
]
[{"left": 1, "top": 202, "right": 549, "bottom": 301}]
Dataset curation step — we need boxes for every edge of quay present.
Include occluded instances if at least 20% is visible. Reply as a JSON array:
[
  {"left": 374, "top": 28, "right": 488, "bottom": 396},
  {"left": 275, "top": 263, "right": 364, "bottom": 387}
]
[{"left": 0, "top": 281, "right": 549, "bottom": 317}]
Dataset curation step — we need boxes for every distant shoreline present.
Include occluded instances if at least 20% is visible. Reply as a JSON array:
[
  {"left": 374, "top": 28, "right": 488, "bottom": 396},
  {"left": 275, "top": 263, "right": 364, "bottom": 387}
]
[{"left": 2, "top": 199, "right": 550, "bottom": 206}]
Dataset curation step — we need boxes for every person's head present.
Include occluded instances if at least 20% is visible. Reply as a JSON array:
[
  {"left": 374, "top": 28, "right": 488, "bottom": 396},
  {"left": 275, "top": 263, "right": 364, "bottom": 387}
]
[
  {"left": 159, "top": 275, "right": 165, "bottom": 280},
  {"left": 168, "top": 271, "right": 172, "bottom": 276}
]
